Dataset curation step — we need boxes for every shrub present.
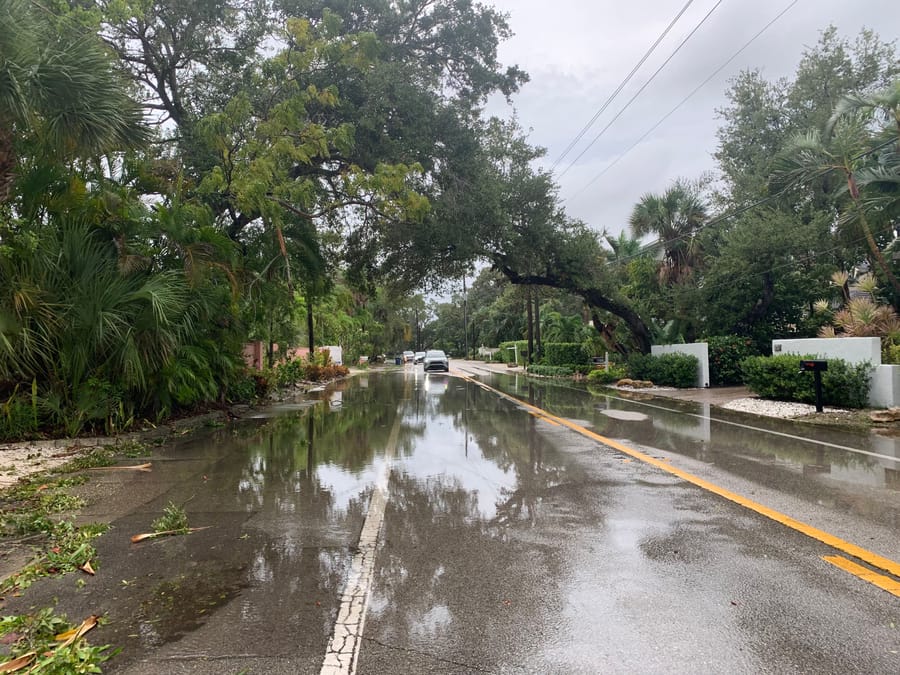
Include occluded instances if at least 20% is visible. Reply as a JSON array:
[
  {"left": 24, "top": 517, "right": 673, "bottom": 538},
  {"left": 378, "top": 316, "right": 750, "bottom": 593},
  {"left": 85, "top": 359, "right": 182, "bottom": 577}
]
[
  {"left": 543, "top": 343, "right": 590, "bottom": 366},
  {"left": 627, "top": 353, "right": 698, "bottom": 388},
  {"left": 0, "top": 390, "right": 41, "bottom": 441},
  {"left": 740, "top": 354, "right": 871, "bottom": 408},
  {"left": 226, "top": 374, "right": 258, "bottom": 403},
  {"left": 273, "top": 358, "right": 306, "bottom": 387},
  {"left": 587, "top": 365, "right": 629, "bottom": 384},
  {"left": 707, "top": 335, "right": 759, "bottom": 385}
]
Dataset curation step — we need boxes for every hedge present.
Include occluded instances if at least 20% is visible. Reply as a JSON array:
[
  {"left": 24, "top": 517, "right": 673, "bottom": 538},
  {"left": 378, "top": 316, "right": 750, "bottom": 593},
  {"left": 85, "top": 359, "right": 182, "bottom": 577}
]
[
  {"left": 543, "top": 343, "right": 590, "bottom": 366},
  {"left": 627, "top": 353, "right": 698, "bottom": 388},
  {"left": 740, "top": 354, "right": 870, "bottom": 408}
]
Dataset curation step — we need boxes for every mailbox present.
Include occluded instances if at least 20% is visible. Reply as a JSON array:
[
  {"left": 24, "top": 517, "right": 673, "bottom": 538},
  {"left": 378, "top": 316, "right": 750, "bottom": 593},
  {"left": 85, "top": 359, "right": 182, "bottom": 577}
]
[
  {"left": 799, "top": 359, "right": 827, "bottom": 412},
  {"left": 799, "top": 359, "right": 827, "bottom": 372}
]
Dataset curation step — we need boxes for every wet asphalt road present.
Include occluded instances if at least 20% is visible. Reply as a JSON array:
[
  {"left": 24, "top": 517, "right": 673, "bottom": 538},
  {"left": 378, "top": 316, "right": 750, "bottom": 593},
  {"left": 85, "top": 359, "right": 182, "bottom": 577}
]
[{"left": 4, "top": 364, "right": 900, "bottom": 673}]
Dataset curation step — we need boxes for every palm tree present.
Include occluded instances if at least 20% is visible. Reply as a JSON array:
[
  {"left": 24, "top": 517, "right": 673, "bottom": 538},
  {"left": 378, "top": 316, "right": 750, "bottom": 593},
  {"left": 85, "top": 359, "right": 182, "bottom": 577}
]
[
  {"left": 826, "top": 81, "right": 900, "bottom": 217},
  {"left": 605, "top": 230, "right": 645, "bottom": 264},
  {"left": 628, "top": 181, "right": 707, "bottom": 284},
  {"left": 777, "top": 95, "right": 900, "bottom": 299},
  {"left": 0, "top": 0, "right": 148, "bottom": 203}
]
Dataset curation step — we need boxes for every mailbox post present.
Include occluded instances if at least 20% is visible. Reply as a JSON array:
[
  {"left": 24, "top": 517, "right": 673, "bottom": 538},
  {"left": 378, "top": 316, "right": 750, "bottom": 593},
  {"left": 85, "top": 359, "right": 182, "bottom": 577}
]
[{"left": 799, "top": 359, "right": 828, "bottom": 412}]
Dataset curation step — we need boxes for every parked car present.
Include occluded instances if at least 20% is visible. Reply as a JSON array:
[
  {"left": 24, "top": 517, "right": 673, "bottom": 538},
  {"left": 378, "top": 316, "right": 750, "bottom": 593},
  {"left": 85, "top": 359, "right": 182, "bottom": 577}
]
[
  {"left": 402, "top": 350, "right": 415, "bottom": 363},
  {"left": 414, "top": 351, "right": 426, "bottom": 364},
  {"left": 423, "top": 349, "right": 449, "bottom": 372}
]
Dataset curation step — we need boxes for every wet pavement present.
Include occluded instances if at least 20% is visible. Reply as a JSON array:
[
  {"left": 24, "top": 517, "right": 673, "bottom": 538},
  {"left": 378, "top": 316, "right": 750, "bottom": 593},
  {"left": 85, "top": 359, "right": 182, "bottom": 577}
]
[{"left": 3, "top": 365, "right": 900, "bottom": 673}]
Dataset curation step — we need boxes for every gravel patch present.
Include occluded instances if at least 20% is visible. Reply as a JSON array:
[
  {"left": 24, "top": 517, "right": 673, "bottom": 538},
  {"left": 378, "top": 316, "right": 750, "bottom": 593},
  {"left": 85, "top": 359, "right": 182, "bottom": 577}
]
[{"left": 722, "top": 397, "right": 846, "bottom": 419}]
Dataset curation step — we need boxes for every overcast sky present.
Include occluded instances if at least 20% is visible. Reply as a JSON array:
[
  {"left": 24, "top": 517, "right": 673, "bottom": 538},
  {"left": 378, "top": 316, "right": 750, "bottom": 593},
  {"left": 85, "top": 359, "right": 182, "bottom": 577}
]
[{"left": 484, "top": 0, "right": 900, "bottom": 239}]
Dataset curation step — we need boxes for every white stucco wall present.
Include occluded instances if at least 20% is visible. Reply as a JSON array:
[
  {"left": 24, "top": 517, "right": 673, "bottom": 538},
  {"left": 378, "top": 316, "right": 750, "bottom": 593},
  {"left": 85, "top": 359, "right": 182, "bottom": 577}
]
[
  {"left": 651, "top": 342, "right": 709, "bottom": 388},
  {"left": 869, "top": 365, "right": 900, "bottom": 408},
  {"left": 771, "top": 337, "right": 881, "bottom": 366},
  {"left": 771, "top": 337, "right": 898, "bottom": 407}
]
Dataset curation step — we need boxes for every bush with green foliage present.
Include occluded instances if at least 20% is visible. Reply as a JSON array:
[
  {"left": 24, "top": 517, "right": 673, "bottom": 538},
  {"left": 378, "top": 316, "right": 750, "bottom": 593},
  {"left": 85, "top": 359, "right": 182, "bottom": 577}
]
[
  {"left": 225, "top": 373, "right": 259, "bottom": 403},
  {"left": 542, "top": 343, "right": 590, "bottom": 366},
  {"left": 0, "top": 221, "right": 245, "bottom": 435},
  {"left": 740, "top": 354, "right": 871, "bottom": 408},
  {"left": 627, "top": 353, "right": 698, "bottom": 388},
  {"left": 707, "top": 335, "right": 759, "bottom": 385},
  {"left": 0, "top": 383, "right": 40, "bottom": 441},
  {"left": 586, "top": 365, "right": 629, "bottom": 384}
]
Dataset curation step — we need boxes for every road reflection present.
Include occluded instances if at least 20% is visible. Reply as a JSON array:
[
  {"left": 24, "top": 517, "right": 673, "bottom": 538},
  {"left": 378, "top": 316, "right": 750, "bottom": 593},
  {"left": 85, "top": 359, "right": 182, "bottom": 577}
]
[{"left": 474, "top": 373, "right": 900, "bottom": 530}]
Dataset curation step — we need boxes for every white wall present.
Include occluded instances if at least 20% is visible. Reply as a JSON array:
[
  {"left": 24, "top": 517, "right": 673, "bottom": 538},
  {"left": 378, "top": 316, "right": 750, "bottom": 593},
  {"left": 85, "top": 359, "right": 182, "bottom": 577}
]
[
  {"left": 772, "top": 337, "right": 881, "bottom": 366},
  {"left": 651, "top": 342, "right": 709, "bottom": 388},
  {"left": 324, "top": 345, "right": 343, "bottom": 366},
  {"left": 771, "top": 337, "right": 896, "bottom": 407},
  {"left": 870, "top": 365, "right": 900, "bottom": 408}
]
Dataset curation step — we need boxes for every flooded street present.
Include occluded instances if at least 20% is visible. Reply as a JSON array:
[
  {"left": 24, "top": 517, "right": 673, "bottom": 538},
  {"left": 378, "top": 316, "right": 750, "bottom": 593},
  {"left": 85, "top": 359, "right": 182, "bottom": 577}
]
[{"left": 5, "top": 366, "right": 900, "bottom": 673}]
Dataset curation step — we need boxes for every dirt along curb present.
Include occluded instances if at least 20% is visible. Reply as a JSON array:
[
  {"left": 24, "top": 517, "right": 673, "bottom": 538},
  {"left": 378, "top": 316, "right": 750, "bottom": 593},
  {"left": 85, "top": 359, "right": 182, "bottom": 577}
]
[{"left": 0, "top": 408, "right": 242, "bottom": 489}]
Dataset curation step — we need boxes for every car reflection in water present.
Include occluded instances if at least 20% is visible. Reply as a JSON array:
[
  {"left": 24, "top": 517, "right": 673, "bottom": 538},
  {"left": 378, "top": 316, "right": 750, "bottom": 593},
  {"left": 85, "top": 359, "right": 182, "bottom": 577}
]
[{"left": 423, "top": 372, "right": 451, "bottom": 396}]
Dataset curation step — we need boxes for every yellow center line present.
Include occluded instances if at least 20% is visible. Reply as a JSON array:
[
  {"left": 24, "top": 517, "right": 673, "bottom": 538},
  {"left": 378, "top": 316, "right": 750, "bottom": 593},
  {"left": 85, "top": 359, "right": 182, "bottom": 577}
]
[
  {"left": 462, "top": 375, "right": 900, "bottom": 583},
  {"left": 823, "top": 556, "right": 900, "bottom": 597}
]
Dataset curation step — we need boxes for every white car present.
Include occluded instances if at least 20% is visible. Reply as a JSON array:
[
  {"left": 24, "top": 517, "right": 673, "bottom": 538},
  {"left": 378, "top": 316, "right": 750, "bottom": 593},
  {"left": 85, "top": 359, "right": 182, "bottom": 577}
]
[{"left": 423, "top": 349, "right": 449, "bottom": 373}]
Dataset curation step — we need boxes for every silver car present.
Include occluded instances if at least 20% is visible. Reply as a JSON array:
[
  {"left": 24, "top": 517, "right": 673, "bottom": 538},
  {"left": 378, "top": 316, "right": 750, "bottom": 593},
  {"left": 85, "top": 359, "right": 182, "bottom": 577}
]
[{"left": 422, "top": 349, "right": 449, "bottom": 372}]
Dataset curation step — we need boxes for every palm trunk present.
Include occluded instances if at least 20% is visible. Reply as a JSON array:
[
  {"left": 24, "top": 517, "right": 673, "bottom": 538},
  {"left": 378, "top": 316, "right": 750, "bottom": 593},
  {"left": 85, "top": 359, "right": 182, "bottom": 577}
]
[
  {"left": 0, "top": 127, "right": 16, "bottom": 204},
  {"left": 858, "top": 207, "right": 900, "bottom": 302},
  {"left": 526, "top": 286, "right": 534, "bottom": 365}
]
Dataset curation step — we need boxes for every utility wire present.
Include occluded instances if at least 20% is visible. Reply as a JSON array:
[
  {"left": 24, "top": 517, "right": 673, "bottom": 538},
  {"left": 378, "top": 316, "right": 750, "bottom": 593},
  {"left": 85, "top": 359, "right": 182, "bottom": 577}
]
[
  {"left": 567, "top": 0, "right": 800, "bottom": 202},
  {"left": 557, "top": 0, "right": 725, "bottom": 179},
  {"left": 550, "top": 0, "right": 698, "bottom": 171}
]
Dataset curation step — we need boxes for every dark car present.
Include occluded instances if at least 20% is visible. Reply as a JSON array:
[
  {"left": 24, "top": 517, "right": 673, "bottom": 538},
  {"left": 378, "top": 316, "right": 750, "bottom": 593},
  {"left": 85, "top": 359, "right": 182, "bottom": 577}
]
[{"left": 423, "top": 349, "right": 449, "bottom": 372}]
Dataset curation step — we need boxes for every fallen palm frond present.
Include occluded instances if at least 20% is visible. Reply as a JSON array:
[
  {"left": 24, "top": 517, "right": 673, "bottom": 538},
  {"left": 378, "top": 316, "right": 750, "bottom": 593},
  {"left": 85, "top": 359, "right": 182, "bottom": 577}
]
[
  {"left": 0, "top": 653, "right": 36, "bottom": 673},
  {"left": 87, "top": 462, "right": 152, "bottom": 472},
  {"left": 130, "top": 526, "right": 211, "bottom": 543},
  {"left": 0, "top": 613, "right": 109, "bottom": 673}
]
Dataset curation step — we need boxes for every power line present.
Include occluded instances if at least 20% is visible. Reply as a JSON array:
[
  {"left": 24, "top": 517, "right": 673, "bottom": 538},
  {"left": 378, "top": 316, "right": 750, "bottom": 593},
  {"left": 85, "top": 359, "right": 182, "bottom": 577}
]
[
  {"left": 567, "top": 0, "right": 800, "bottom": 202},
  {"left": 557, "top": 0, "right": 726, "bottom": 179},
  {"left": 550, "top": 0, "right": 698, "bottom": 171}
]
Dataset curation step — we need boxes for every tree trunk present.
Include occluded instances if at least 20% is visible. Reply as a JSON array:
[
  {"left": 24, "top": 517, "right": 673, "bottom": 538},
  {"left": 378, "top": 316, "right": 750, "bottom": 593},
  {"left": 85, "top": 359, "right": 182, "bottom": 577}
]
[
  {"left": 526, "top": 287, "right": 534, "bottom": 365},
  {"left": 0, "top": 127, "right": 16, "bottom": 205},
  {"left": 496, "top": 262, "right": 653, "bottom": 354},
  {"left": 857, "top": 206, "right": 900, "bottom": 303},
  {"left": 533, "top": 288, "right": 542, "bottom": 359},
  {"left": 307, "top": 297, "right": 315, "bottom": 355},
  {"left": 732, "top": 271, "right": 776, "bottom": 331}
]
